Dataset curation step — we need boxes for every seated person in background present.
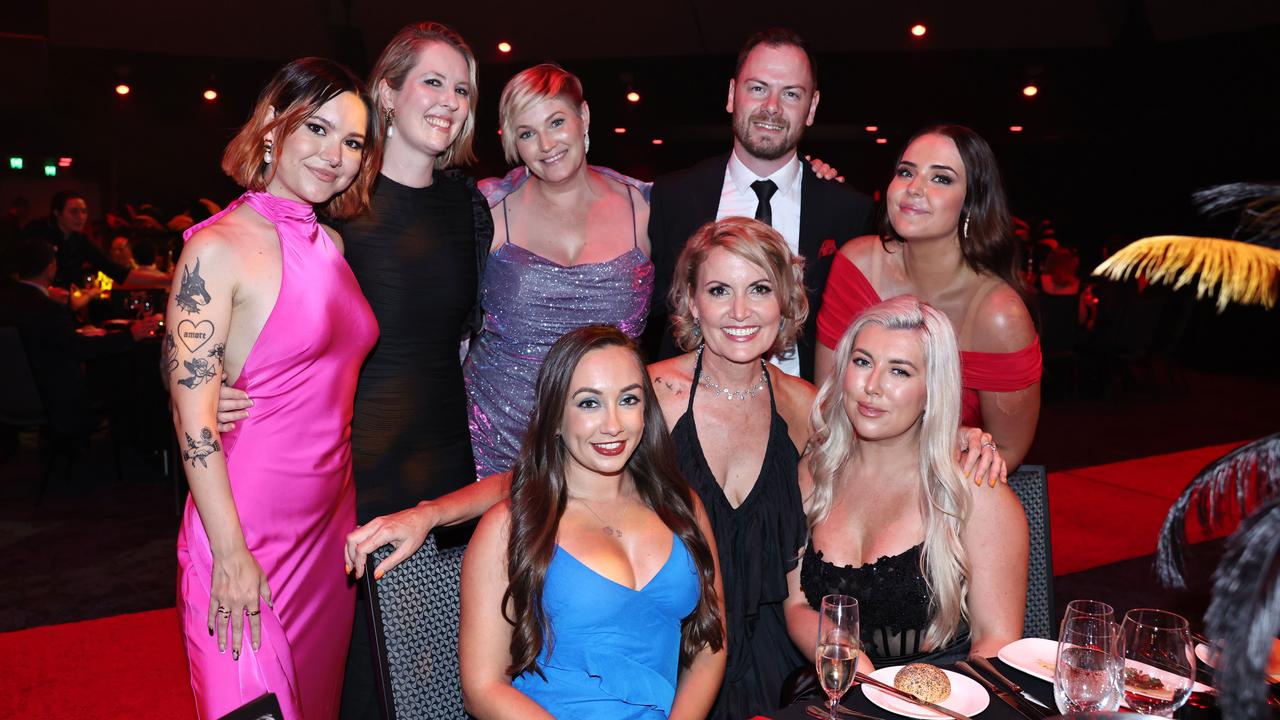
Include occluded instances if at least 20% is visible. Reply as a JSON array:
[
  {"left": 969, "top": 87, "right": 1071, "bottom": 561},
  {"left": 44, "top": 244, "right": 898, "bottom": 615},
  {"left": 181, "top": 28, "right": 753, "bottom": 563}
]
[
  {"left": 0, "top": 239, "right": 160, "bottom": 439},
  {"left": 785, "top": 296, "right": 1027, "bottom": 669},
  {"left": 1040, "top": 245, "right": 1080, "bottom": 297},
  {"left": 110, "top": 234, "right": 137, "bottom": 270},
  {"left": 460, "top": 325, "right": 725, "bottom": 720},
  {"left": 21, "top": 190, "right": 171, "bottom": 289},
  {"left": 130, "top": 237, "right": 162, "bottom": 273}
]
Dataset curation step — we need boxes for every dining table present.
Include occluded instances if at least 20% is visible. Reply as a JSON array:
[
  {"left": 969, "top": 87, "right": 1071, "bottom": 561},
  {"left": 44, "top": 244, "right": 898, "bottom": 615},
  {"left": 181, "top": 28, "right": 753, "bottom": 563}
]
[{"left": 768, "top": 651, "right": 1223, "bottom": 720}]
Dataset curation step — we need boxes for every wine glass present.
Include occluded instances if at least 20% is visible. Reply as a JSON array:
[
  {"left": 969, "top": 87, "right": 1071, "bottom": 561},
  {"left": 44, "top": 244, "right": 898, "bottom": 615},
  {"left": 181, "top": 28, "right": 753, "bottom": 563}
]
[
  {"left": 1064, "top": 598, "right": 1114, "bottom": 623},
  {"left": 1121, "top": 609, "right": 1195, "bottom": 717},
  {"left": 1055, "top": 615, "right": 1124, "bottom": 712},
  {"left": 816, "top": 594, "right": 861, "bottom": 719}
]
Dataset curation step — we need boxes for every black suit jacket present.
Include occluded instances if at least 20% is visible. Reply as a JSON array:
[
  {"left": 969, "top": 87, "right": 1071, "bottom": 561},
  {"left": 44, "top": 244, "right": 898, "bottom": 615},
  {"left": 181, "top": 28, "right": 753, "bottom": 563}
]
[
  {"left": 645, "top": 153, "right": 874, "bottom": 380},
  {"left": 0, "top": 280, "right": 132, "bottom": 435}
]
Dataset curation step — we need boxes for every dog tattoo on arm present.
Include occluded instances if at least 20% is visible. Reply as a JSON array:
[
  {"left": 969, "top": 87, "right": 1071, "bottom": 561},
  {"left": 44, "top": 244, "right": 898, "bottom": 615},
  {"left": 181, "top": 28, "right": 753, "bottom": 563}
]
[{"left": 174, "top": 258, "right": 212, "bottom": 314}]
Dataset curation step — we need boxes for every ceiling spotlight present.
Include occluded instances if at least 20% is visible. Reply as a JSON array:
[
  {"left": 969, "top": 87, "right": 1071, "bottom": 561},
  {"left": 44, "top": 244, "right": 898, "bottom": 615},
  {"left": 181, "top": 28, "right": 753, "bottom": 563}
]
[
  {"left": 497, "top": 42, "right": 512, "bottom": 54},
  {"left": 875, "top": 137, "right": 888, "bottom": 145},
  {"left": 614, "top": 127, "right": 627, "bottom": 134},
  {"left": 203, "top": 89, "right": 218, "bottom": 101},
  {"left": 1022, "top": 84, "right": 1039, "bottom": 97},
  {"left": 864, "top": 125, "right": 878, "bottom": 133},
  {"left": 651, "top": 138, "right": 664, "bottom": 145},
  {"left": 115, "top": 84, "right": 131, "bottom": 96},
  {"left": 910, "top": 24, "right": 927, "bottom": 37},
  {"left": 1009, "top": 125, "right": 1024, "bottom": 133},
  {"left": 626, "top": 91, "right": 641, "bottom": 103}
]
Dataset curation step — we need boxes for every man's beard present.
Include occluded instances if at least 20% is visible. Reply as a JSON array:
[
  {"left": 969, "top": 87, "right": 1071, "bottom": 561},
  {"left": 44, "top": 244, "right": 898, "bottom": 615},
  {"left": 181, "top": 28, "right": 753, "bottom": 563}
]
[{"left": 733, "top": 110, "right": 803, "bottom": 161}]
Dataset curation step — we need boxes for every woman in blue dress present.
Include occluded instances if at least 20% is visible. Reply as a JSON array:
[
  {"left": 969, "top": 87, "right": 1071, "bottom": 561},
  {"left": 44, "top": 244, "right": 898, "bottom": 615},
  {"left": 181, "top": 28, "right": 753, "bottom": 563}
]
[{"left": 459, "top": 325, "right": 725, "bottom": 720}]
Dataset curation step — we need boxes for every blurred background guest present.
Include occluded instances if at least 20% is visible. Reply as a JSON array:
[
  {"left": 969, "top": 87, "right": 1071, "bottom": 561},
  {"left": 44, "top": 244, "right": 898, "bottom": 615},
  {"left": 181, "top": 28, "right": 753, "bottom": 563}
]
[{"left": 21, "top": 190, "right": 171, "bottom": 290}]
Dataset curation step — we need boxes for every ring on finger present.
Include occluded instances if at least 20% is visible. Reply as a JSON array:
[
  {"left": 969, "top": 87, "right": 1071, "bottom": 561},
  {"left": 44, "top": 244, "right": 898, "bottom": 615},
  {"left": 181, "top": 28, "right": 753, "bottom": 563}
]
[
  {"left": 982, "top": 441, "right": 998, "bottom": 451},
  {"left": 216, "top": 606, "right": 231, "bottom": 615},
  {"left": 247, "top": 609, "right": 261, "bottom": 616}
]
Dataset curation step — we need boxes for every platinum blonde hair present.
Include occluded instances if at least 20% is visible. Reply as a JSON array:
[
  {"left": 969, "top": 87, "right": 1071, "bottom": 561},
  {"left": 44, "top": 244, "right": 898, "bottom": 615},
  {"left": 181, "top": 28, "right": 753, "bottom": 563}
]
[{"left": 807, "top": 295, "right": 972, "bottom": 649}]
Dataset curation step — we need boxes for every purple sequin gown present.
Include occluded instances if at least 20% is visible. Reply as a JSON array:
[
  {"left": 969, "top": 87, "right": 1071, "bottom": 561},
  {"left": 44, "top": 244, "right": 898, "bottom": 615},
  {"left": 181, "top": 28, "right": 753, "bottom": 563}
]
[{"left": 463, "top": 175, "right": 653, "bottom": 477}]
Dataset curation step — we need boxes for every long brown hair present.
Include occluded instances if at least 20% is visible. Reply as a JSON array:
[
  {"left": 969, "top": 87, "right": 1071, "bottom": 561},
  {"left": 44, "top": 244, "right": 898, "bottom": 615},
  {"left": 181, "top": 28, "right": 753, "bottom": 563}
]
[
  {"left": 503, "top": 325, "right": 724, "bottom": 678},
  {"left": 221, "top": 57, "right": 378, "bottom": 219},
  {"left": 882, "top": 124, "right": 1025, "bottom": 294}
]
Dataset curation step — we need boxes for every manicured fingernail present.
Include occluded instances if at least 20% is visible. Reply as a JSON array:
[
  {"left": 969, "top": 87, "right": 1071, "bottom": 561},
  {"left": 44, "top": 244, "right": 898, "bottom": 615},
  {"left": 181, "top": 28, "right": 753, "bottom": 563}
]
[
  {"left": 964, "top": 470, "right": 971, "bottom": 478},
  {"left": 233, "top": 649, "right": 239, "bottom": 661},
  {"left": 345, "top": 563, "right": 351, "bottom": 574},
  {"left": 374, "top": 569, "right": 384, "bottom": 581},
  {"left": 253, "top": 641, "right": 260, "bottom": 652},
  {"left": 209, "top": 626, "right": 214, "bottom": 636}
]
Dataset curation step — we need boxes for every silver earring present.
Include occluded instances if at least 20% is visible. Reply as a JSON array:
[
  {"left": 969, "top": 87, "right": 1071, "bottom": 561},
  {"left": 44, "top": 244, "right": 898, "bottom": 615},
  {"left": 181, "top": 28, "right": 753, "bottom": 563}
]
[
  {"left": 962, "top": 212, "right": 970, "bottom": 240},
  {"left": 691, "top": 318, "right": 701, "bottom": 339},
  {"left": 263, "top": 139, "right": 273, "bottom": 165},
  {"left": 384, "top": 107, "right": 396, "bottom": 139},
  {"left": 584, "top": 131, "right": 590, "bottom": 153}
]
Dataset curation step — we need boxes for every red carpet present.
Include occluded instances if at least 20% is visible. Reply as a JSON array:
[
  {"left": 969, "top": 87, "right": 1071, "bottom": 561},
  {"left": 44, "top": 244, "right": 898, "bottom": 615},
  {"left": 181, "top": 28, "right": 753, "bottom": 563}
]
[
  {"left": 1048, "top": 440, "right": 1246, "bottom": 575},
  {"left": 0, "top": 608, "right": 195, "bottom": 719},
  {"left": 0, "top": 441, "right": 1252, "bottom": 719}
]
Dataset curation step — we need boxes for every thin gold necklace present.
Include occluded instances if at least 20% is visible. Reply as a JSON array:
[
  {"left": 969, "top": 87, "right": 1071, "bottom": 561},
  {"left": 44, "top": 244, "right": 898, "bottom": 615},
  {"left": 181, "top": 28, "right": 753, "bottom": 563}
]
[{"left": 573, "top": 496, "right": 623, "bottom": 538}]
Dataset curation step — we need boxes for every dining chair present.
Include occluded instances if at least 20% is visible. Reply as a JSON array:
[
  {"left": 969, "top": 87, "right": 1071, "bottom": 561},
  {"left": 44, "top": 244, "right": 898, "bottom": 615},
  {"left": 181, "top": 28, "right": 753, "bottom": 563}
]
[
  {"left": 364, "top": 533, "right": 470, "bottom": 720},
  {"left": 1009, "top": 464, "right": 1055, "bottom": 640}
]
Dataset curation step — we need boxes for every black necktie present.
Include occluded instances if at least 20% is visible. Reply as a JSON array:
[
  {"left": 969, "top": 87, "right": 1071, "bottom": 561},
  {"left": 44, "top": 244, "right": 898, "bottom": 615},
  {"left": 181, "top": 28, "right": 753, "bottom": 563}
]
[{"left": 751, "top": 179, "right": 778, "bottom": 227}]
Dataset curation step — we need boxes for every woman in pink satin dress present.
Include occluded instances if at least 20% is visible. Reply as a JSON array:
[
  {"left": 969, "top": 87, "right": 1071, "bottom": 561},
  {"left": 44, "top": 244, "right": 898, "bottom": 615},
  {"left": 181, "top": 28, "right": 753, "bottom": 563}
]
[{"left": 165, "top": 57, "right": 380, "bottom": 719}]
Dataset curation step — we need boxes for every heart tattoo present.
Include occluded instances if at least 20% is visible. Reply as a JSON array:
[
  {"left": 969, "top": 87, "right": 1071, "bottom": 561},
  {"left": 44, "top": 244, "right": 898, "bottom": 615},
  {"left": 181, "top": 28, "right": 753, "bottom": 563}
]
[{"left": 177, "top": 319, "right": 215, "bottom": 353}]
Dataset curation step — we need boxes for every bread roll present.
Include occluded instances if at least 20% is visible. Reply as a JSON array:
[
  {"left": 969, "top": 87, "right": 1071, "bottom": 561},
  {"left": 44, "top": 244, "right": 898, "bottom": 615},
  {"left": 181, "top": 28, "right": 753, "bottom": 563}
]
[{"left": 894, "top": 663, "right": 951, "bottom": 703}]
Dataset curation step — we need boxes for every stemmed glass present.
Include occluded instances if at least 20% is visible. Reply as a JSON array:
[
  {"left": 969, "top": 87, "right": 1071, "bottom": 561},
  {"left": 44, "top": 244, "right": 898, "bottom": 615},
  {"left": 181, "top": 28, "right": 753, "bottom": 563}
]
[
  {"left": 1064, "top": 599, "right": 1114, "bottom": 624},
  {"left": 1120, "top": 609, "right": 1195, "bottom": 717},
  {"left": 816, "top": 594, "right": 861, "bottom": 719},
  {"left": 1055, "top": 614, "right": 1124, "bottom": 712}
]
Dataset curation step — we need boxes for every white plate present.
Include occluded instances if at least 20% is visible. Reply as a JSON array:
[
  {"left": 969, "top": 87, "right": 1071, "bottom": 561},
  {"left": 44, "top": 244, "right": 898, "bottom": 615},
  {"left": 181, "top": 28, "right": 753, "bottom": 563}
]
[
  {"left": 996, "top": 638, "right": 1213, "bottom": 700},
  {"left": 860, "top": 666, "right": 989, "bottom": 719},
  {"left": 1197, "top": 642, "right": 1280, "bottom": 683},
  {"left": 997, "top": 637, "right": 1057, "bottom": 682}
]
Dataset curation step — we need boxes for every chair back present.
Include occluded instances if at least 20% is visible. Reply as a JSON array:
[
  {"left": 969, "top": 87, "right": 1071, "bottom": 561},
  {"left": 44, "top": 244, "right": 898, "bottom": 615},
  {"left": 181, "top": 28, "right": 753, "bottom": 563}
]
[
  {"left": 1008, "top": 464, "right": 1055, "bottom": 640},
  {"left": 0, "top": 326, "right": 46, "bottom": 425},
  {"left": 364, "top": 534, "right": 469, "bottom": 720}
]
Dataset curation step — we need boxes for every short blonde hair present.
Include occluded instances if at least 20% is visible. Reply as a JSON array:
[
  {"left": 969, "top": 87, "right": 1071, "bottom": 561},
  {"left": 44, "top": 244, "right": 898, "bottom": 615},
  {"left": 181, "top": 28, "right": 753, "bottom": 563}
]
[
  {"left": 668, "top": 217, "right": 808, "bottom": 355},
  {"left": 498, "top": 64, "right": 585, "bottom": 165},
  {"left": 369, "top": 22, "right": 479, "bottom": 169},
  {"left": 221, "top": 57, "right": 377, "bottom": 220}
]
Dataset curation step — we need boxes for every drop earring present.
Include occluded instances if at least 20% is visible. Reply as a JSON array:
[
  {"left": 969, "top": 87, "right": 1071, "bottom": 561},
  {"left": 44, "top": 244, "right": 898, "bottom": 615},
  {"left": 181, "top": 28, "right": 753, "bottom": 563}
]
[
  {"left": 584, "top": 131, "right": 590, "bottom": 153},
  {"left": 384, "top": 107, "right": 396, "bottom": 139},
  {"left": 263, "top": 139, "right": 273, "bottom": 165},
  {"left": 962, "top": 212, "right": 970, "bottom": 240}
]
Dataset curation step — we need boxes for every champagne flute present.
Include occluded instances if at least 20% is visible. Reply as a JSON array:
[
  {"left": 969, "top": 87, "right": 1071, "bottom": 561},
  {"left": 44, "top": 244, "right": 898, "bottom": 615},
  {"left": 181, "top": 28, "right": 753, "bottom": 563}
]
[
  {"left": 1121, "top": 609, "right": 1195, "bottom": 717},
  {"left": 816, "top": 594, "right": 861, "bottom": 719},
  {"left": 1055, "top": 615, "right": 1124, "bottom": 712}
]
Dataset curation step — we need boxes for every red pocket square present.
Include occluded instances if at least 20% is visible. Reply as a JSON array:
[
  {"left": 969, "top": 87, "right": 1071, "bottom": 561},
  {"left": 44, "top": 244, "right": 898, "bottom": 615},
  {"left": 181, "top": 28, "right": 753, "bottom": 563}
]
[{"left": 819, "top": 238, "right": 838, "bottom": 258}]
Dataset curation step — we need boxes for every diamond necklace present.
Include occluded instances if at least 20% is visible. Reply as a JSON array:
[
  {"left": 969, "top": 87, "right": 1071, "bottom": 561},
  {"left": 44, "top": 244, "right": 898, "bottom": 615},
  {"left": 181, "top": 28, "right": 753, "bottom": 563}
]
[
  {"left": 699, "top": 349, "right": 769, "bottom": 401},
  {"left": 573, "top": 496, "right": 622, "bottom": 538}
]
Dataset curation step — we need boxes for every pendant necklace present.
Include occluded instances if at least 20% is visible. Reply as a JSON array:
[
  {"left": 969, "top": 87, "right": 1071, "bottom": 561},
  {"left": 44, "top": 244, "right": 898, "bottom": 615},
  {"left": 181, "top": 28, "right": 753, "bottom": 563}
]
[
  {"left": 574, "top": 496, "right": 622, "bottom": 538},
  {"left": 699, "top": 347, "right": 769, "bottom": 401}
]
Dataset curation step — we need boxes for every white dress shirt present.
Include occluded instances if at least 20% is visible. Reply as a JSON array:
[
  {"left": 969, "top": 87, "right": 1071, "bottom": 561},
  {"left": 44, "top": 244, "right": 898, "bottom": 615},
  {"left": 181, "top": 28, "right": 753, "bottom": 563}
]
[{"left": 716, "top": 150, "right": 804, "bottom": 376}]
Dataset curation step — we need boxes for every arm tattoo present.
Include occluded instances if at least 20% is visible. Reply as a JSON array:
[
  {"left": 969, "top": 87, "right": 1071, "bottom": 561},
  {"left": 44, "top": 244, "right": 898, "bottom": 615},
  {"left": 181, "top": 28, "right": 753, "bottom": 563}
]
[
  {"left": 174, "top": 257, "right": 212, "bottom": 314},
  {"left": 175, "top": 343, "right": 224, "bottom": 390},
  {"left": 177, "top": 319, "right": 214, "bottom": 352},
  {"left": 182, "top": 427, "right": 222, "bottom": 468},
  {"left": 161, "top": 332, "right": 179, "bottom": 384}
]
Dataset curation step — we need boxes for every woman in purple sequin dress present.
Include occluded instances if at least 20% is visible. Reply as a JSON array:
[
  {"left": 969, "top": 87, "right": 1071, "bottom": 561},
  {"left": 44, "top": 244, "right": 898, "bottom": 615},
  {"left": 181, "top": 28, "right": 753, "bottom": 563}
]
[{"left": 464, "top": 63, "right": 653, "bottom": 477}]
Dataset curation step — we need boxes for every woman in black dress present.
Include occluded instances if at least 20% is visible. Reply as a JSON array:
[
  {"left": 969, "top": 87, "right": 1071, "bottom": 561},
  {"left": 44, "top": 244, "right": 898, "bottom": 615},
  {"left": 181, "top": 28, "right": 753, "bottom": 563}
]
[{"left": 217, "top": 22, "right": 488, "bottom": 719}]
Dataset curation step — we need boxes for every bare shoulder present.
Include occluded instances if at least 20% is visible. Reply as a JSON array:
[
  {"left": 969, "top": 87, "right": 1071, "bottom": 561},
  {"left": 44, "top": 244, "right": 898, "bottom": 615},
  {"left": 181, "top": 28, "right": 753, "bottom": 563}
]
[
  {"left": 320, "top": 223, "right": 344, "bottom": 254},
  {"left": 178, "top": 208, "right": 264, "bottom": 266},
  {"left": 965, "top": 472, "right": 1027, "bottom": 533},
  {"left": 971, "top": 281, "right": 1036, "bottom": 352},
  {"left": 648, "top": 354, "right": 695, "bottom": 424},
  {"left": 835, "top": 234, "right": 884, "bottom": 267},
  {"left": 770, "top": 367, "right": 816, "bottom": 426},
  {"left": 473, "top": 499, "right": 513, "bottom": 548}
]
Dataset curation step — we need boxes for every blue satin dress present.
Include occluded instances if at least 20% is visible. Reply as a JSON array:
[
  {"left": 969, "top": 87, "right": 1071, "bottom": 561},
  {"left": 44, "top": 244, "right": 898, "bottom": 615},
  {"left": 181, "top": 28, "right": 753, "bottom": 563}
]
[{"left": 512, "top": 534, "right": 700, "bottom": 719}]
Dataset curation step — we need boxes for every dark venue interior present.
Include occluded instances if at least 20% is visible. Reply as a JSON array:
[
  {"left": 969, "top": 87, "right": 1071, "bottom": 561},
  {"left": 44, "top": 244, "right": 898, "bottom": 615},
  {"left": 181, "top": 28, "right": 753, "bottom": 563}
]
[{"left": 2, "top": 1, "right": 1279, "bottom": 718}]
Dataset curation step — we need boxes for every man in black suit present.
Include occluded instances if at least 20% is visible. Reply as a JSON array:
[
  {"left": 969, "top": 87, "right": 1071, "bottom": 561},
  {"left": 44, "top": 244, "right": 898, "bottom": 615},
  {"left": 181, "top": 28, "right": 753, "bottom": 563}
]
[
  {"left": 0, "top": 239, "right": 156, "bottom": 438},
  {"left": 647, "top": 28, "right": 874, "bottom": 381}
]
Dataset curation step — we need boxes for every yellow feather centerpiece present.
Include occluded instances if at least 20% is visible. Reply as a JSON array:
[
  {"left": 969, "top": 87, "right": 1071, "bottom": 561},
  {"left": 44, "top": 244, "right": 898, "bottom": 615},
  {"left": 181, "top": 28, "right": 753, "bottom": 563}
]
[{"left": 1093, "top": 235, "right": 1280, "bottom": 312}]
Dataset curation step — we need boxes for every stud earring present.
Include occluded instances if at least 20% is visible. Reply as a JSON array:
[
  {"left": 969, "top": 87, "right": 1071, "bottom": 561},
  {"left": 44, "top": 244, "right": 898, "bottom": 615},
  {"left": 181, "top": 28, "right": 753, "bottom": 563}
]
[
  {"left": 384, "top": 107, "right": 396, "bottom": 139},
  {"left": 263, "top": 139, "right": 273, "bottom": 165},
  {"left": 691, "top": 318, "right": 701, "bottom": 339}
]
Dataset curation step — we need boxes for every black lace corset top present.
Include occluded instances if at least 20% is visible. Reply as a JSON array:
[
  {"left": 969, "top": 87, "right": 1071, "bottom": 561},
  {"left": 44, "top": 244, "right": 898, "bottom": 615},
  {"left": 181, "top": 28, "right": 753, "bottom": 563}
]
[{"left": 800, "top": 542, "right": 970, "bottom": 665}]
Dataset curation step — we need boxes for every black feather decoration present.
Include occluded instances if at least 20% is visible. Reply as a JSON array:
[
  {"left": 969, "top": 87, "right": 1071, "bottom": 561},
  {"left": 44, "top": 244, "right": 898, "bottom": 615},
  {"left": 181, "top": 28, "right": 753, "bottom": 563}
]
[
  {"left": 1192, "top": 183, "right": 1280, "bottom": 249},
  {"left": 1156, "top": 432, "right": 1280, "bottom": 588},
  {"left": 1203, "top": 495, "right": 1280, "bottom": 720}
]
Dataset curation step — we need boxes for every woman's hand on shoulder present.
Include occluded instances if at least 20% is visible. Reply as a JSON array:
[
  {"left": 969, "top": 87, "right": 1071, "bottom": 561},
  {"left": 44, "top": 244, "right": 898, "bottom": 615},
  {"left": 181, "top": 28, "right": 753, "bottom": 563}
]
[
  {"left": 345, "top": 501, "right": 443, "bottom": 581},
  {"left": 956, "top": 425, "right": 1008, "bottom": 487}
]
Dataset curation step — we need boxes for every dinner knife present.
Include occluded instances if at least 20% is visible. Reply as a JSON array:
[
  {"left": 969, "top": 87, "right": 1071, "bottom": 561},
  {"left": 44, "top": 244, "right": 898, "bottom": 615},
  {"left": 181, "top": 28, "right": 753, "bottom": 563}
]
[
  {"left": 955, "top": 661, "right": 1043, "bottom": 720},
  {"left": 854, "top": 671, "right": 972, "bottom": 720},
  {"left": 968, "top": 655, "right": 1056, "bottom": 715}
]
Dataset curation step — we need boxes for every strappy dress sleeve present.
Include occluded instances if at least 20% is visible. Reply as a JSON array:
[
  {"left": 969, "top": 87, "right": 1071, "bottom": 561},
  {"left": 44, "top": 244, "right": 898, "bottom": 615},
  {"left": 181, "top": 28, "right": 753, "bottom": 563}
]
[{"left": 817, "top": 252, "right": 883, "bottom": 349}]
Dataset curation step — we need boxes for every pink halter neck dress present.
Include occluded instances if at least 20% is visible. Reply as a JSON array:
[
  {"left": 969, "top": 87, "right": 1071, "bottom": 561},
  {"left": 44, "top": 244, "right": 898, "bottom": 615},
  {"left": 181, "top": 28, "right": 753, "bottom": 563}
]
[{"left": 176, "top": 191, "right": 378, "bottom": 720}]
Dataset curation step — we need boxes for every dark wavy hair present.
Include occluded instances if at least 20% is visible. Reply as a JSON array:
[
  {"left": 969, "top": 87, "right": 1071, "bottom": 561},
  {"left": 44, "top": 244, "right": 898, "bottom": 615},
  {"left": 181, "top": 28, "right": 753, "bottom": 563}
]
[
  {"left": 882, "top": 124, "right": 1024, "bottom": 294},
  {"left": 502, "top": 325, "right": 724, "bottom": 678}
]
